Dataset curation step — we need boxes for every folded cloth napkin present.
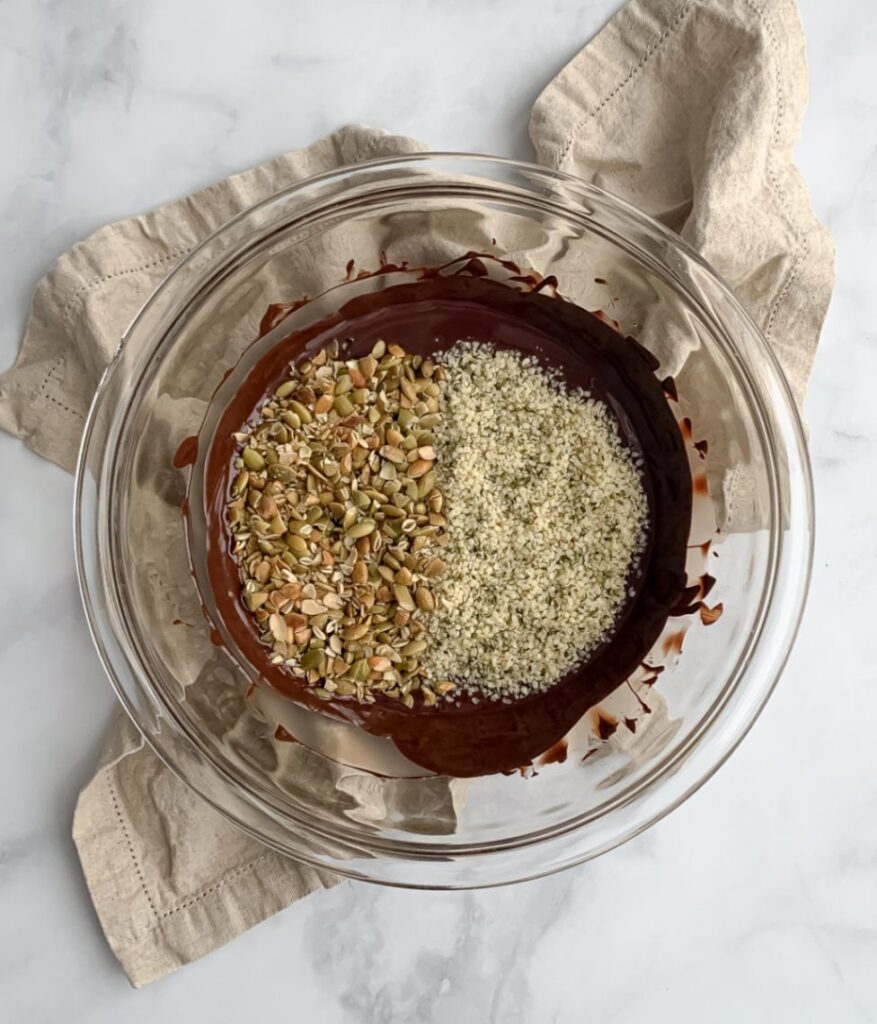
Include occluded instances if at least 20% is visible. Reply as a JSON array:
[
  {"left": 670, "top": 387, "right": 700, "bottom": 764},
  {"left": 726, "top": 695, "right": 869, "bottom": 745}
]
[{"left": 0, "top": 0, "right": 832, "bottom": 987}]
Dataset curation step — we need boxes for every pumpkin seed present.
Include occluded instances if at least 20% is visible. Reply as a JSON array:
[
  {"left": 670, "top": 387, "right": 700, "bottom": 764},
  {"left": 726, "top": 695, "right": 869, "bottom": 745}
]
[
  {"left": 242, "top": 448, "right": 265, "bottom": 471},
  {"left": 345, "top": 519, "right": 376, "bottom": 540},
  {"left": 224, "top": 340, "right": 450, "bottom": 707}
]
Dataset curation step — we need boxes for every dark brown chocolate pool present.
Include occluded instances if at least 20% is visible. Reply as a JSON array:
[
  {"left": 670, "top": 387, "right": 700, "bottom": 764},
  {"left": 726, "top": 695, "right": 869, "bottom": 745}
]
[{"left": 203, "top": 273, "right": 692, "bottom": 777}]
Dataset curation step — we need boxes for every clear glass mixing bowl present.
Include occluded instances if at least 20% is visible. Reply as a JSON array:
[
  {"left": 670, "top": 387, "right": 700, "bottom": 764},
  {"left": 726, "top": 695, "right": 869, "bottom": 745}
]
[{"left": 75, "top": 154, "right": 813, "bottom": 887}]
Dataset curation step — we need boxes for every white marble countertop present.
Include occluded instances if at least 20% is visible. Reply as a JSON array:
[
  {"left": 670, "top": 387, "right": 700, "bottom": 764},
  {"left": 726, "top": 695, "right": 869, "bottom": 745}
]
[{"left": 1, "top": 0, "right": 875, "bottom": 1019}]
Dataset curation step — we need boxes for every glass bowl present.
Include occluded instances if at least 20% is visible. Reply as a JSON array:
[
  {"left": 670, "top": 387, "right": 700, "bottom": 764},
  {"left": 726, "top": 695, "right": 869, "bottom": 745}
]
[{"left": 75, "top": 154, "right": 813, "bottom": 888}]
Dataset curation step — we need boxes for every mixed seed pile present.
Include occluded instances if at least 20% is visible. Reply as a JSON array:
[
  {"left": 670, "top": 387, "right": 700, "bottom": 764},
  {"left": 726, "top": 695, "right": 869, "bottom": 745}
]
[
  {"left": 226, "top": 340, "right": 453, "bottom": 708},
  {"left": 226, "top": 339, "right": 649, "bottom": 708}
]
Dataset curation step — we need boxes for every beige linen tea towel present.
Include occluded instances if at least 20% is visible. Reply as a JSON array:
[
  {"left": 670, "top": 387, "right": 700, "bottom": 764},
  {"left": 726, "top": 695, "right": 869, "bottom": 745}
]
[{"left": 0, "top": 0, "right": 832, "bottom": 988}]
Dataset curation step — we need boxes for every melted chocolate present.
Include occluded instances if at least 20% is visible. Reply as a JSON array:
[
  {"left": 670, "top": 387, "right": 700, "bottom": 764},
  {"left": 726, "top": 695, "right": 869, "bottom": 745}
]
[
  {"left": 202, "top": 275, "right": 692, "bottom": 776},
  {"left": 597, "top": 715, "right": 619, "bottom": 741},
  {"left": 173, "top": 434, "right": 198, "bottom": 469},
  {"left": 539, "top": 739, "right": 569, "bottom": 766}
]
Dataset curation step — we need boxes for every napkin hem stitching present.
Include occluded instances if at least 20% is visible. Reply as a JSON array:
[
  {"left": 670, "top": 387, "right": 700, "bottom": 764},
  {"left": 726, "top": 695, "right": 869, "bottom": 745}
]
[
  {"left": 60, "top": 246, "right": 194, "bottom": 329},
  {"left": 741, "top": 0, "right": 805, "bottom": 343},
  {"left": 54, "top": 128, "right": 406, "bottom": 331},
  {"left": 108, "top": 766, "right": 276, "bottom": 929},
  {"left": 765, "top": 238, "right": 807, "bottom": 342},
  {"left": 38, "top": 356, "right": 86, "bottom": 421},
  {"left": 153, "top": 851, "right": 275, "bottom": 922},
  {"left": 556, "top": 0, "right": 695, "bottom": 169},
  {"left": 108, "top": 772, "right": 159, "bottom": 920}
]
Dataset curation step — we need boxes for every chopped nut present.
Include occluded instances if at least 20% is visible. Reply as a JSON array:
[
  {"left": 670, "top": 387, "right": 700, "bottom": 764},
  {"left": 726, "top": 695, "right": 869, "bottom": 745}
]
[
  {"left": 226, "top": 341, "right": 448, "bottom": 707},
  {"left": 407, "top": 459, "right": 432, "bottom": 479}
]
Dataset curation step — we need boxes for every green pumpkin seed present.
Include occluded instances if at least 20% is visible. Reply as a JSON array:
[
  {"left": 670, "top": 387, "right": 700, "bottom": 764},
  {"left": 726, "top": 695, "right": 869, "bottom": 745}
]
[
  {"left": 242, "top": 448, "right": 265, "bottom": 471},
  {"left": 345, "top": 519, "right": 376, "bottom": 539}
]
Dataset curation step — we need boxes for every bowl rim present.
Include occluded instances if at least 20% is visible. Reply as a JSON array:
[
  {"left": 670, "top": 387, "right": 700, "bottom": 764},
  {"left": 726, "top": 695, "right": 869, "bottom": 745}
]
[{"left": 74, "top": 151, "right": 814, "bottom": 887}]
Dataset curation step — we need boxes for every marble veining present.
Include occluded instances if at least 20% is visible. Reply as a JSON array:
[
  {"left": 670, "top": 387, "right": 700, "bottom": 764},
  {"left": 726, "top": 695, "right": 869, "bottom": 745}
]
[{"left": 1, "top": 0, "right": 876, "bottom": 1019}]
